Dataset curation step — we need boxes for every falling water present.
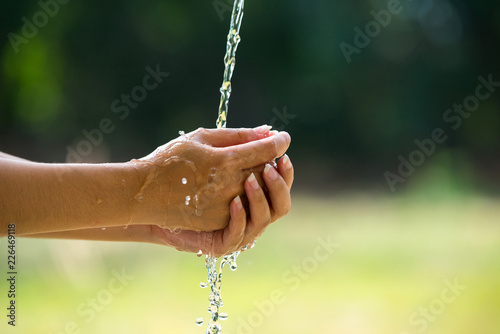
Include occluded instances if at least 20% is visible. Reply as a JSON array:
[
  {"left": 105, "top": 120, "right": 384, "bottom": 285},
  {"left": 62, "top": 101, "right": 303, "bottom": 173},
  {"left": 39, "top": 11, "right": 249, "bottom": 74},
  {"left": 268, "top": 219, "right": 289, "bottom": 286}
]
[
  {"left": 215, "top": 0, "right": 245, "bottom": 130},
  {"left": 198, "top": 1, "right": 246, "bottom": 333}
]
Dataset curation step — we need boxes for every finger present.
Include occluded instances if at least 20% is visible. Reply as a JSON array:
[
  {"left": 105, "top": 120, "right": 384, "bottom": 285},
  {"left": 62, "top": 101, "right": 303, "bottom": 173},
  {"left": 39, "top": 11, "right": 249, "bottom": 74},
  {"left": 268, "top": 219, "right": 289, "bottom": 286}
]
[
  {"left": 211, "top": 196, "right": 247, "bottom": 257},
  {"left": 262, "top": 163, "right": 292, "bottom": 221},
  {"left": 277, "top": 154, "right": 294, "bottom": 190},
  {"left": 224, "top": 131, "right": 291, "bottom": 169},
  {"left": 192, "top": 126, "right": 272, "bottom": 147},
  {"left": 241, "top": 172, "right": 272, "bottom": 245}
]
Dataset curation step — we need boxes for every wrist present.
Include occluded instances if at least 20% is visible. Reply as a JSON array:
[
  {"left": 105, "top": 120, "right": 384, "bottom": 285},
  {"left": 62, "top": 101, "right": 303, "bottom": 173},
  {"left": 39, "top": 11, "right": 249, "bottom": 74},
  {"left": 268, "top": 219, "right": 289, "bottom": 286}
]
[
  {"left": 124, "top": 159, "right": 171, "bottom": 228},
  {"left": 113, "top": 160, "right": 150, "bottom": 227}
]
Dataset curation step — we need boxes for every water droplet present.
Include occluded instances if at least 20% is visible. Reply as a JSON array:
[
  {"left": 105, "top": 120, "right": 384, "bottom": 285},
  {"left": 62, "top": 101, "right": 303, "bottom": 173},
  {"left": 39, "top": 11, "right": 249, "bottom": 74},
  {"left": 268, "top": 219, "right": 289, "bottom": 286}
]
[
  {"left": 135, "top": 194, "right": 144, "bottom": 201},
  {"left": 96, "top": 198, "right": 102, "bottom": 204},
  {"left": 185, "top": 195, "right": 191, "bottom": 206},
  {"left": 195, "top": 318, "right": 204, "bottom": 326},
  {"left": 230, "top": 263, "right": 237, "bottom": 271},
  {"left": 179, "top": 130, "right": 185, "bottom": 136},
  {"left": 101, "top": 228, "right": 106, "bottom": 231},
  {"left": 200, "top": 282, "right": 208, "bottom": 289},
  {"left": 197, "top": 250, "right": 203, "bottom": 257},
  {"left": 181, "top": 177, "right": 187, "bottom": 184},
  {"left": 123, "top": 225, "right": 128, "bottom": 230},
  {"left": 208, "top": 322, "right": 221, "bottom": 333},
  {"left": 194, "top": 195, "right": 202, "bottom": 216},
  {"left": 219, "top": 313, "right": 228, "bottom": 321}
]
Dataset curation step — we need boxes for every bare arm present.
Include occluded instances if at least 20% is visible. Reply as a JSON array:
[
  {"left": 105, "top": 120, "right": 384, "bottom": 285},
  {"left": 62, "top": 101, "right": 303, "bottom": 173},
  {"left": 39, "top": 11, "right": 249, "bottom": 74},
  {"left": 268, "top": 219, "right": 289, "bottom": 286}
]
[
  {"left": 23, "top": 225, "right": 153, "bottom": 243},
  {"left": 0, "top": 152, "right": 29, "bottom": 161},
  {"left": 22, "top": 154, "right": 295, "bottom": 257},
  {"left": 0, "top": 127, "right": 293, "bottom": 256},
  {"left": 0, "top": 158, "right": 144, "bottom": 237}
]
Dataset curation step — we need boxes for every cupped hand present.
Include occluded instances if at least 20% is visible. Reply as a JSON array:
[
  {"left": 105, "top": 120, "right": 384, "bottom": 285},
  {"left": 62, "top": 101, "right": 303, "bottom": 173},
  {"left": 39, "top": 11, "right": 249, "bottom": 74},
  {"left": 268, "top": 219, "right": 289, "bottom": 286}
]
[
  {"left": 150, "top": 154, "right": 294, "bottom": 257},
  {"left": 129, "top": 126, "right": 291, "bottom": 233}
]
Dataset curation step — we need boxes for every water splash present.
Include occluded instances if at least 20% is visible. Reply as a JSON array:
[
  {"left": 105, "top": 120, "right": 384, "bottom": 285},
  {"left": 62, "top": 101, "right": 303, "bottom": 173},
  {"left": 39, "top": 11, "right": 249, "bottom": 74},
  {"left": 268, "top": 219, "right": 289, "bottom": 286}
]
[{"left": 203, "top": 253, "right": 238, "bottom": 333}]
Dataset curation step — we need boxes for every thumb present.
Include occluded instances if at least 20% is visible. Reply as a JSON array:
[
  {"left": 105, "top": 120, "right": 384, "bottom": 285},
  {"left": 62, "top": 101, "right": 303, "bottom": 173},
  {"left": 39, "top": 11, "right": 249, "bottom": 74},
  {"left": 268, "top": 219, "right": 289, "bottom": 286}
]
[{"left": 192, "top": 125, "right": 273, "bottom": 147}]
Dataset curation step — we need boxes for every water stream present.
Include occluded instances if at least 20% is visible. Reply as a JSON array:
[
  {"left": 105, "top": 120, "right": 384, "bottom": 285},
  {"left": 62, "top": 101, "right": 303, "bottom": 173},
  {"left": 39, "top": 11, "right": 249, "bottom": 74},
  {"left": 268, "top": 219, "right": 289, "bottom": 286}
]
[
  {"left": 198, "top": 1, "right": 246, "bottom": 333},
  {"left": 215, "top": 0, "right": 245, "bottom": 130}
]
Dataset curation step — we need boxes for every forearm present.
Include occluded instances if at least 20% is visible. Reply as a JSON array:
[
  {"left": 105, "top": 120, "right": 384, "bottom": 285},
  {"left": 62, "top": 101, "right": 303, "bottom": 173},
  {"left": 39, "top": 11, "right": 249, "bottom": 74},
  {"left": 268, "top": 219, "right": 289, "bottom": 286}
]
[
  {"left": 0, "top": 152, "right": 29, "bottom": 161},
  {"left": 22, "top": 225, "right": 153, "bottom": 244},
  {"left": 0, "top": 159, "right": 146, "bottom": 236}
]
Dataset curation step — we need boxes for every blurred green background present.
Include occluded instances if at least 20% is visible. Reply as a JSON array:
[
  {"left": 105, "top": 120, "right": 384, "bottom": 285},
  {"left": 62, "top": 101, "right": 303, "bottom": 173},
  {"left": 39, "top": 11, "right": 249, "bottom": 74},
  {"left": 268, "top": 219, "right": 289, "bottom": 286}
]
[{"left": 1, "top": 0, "right": 500, "bottom": 333}]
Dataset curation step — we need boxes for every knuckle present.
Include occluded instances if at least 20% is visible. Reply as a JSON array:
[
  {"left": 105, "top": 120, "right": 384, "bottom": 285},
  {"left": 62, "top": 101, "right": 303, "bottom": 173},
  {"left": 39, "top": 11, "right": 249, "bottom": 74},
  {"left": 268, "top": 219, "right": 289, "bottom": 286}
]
[
  {"left": 285, "top": 204, "right": 291, "bottom": 215},
  {"left": 237, "top": 130, "right": 248, "bottom": 142},
  {"left": 281, "top": 201, "right": 292, "bottom": 216},
  {"left": 195, "top": 127, "right": 209, "bottom": 137},
  {"left": 274, "top": 198, "right": 291, "bottom": 218},
  {"left": 269, "top": 138, "right": 279, "bottom": 157},
  {"left": 264, "top": 216, "right": 272, "bottom": 226}
]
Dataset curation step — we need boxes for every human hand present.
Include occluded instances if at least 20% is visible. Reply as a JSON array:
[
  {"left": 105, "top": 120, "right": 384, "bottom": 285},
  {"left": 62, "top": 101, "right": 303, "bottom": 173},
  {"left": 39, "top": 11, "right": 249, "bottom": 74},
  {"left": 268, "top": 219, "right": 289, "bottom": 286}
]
[
  {"left": 129, "top": 126, "right": 291, "bottom": 233},
  {"left": 29, "top": 152, "right": 292, "bottom": 256},
  {"left": 150, "top": 154, "right": 294, "bottom": 257}
]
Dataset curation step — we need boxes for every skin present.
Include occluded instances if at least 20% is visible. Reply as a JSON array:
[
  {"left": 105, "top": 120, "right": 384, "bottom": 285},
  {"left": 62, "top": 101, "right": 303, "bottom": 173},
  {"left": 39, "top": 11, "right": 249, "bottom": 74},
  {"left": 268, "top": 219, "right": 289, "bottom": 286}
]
[{"left": 0, "top": 126, "right": 294, "bottom": 257}]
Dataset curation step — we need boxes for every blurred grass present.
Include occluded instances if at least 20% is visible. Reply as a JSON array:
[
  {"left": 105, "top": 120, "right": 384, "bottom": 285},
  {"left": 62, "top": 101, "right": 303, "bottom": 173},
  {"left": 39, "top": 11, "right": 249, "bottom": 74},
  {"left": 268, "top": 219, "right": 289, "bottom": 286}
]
[{"left": 2, "top": 193, "right": 500, "bottom": 334}]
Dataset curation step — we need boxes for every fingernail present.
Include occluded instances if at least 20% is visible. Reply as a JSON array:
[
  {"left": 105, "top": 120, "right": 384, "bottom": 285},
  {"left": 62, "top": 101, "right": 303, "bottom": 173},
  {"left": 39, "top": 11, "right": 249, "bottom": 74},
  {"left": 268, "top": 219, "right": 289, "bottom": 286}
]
[
  {"left": 234, "top": 195, "right": 243, "bottom": 210},
  {"left": 283, "top": 154, "right": 292, "bottom": 169},
  {"left": 264, "top": 163, "right": 279, "bottom": 180},
  {"left": 254, "top": 125, "right": 272, "bottom": 136},
  {"left": 248, "top": 173, "right": 260, "bottom": 190}
]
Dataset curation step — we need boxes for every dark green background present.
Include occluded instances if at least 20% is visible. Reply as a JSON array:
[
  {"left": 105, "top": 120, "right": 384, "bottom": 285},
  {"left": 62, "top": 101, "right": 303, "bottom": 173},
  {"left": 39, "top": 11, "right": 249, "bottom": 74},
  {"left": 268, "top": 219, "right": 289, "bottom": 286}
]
[
  {"left": 2, "top": 3, "right": 500, "bottom": 334},
  {"left": 1, "top": 0, "right": 499, "bottom": 194}
]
